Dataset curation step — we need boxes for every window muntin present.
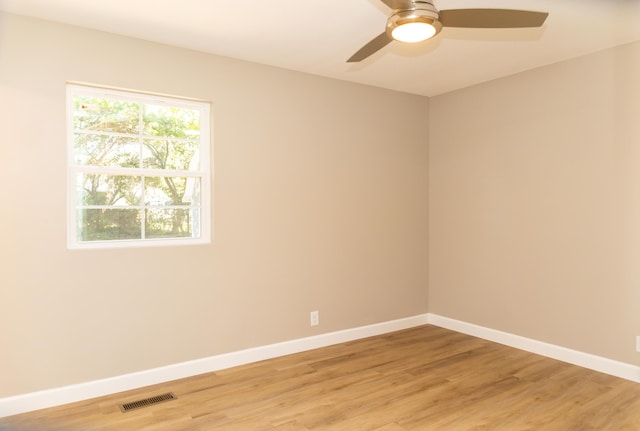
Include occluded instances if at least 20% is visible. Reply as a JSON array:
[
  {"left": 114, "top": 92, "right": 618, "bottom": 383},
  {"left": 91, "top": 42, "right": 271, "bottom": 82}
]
[{"left": 67, "top": 84, "right": 211, "bottom": 249}]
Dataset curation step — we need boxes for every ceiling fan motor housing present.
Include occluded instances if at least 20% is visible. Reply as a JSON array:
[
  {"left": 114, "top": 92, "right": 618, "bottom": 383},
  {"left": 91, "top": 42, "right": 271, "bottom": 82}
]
[{"left": 386, "top": 1, "right": 443, "bottom": 41}]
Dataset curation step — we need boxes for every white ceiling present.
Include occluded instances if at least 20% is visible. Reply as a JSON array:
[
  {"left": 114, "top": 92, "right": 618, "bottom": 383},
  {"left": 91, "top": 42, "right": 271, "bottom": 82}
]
[{"left": 1, "top": 0, "right": 639, "bottom": 96}]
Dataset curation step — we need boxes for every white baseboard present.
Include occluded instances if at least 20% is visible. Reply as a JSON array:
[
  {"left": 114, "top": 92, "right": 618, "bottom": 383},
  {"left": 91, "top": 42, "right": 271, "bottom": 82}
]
[
  {"left": 0, "top": 314, "right": 430, "bottom": 418},
  {"left": 427, "top": 313, "right": 640, "bottom": 383},
  {"left": 4, "top": 313, "right": 638, "bottom": 418}
]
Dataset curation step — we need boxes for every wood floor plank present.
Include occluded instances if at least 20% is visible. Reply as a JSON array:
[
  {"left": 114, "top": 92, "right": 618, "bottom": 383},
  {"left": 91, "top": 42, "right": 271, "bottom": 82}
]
[{"left": 2, "top": 325, "right": 640, "bottom": 430}]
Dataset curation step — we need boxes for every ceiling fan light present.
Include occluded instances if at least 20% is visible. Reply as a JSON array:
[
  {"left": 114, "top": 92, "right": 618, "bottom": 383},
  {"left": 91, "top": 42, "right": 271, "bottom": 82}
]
[
  {"left": 391, "top": 21, "right": 437, "bottom": 43},
  {"left": 386, "top": 7, "right": 443, "bottom": 44}
]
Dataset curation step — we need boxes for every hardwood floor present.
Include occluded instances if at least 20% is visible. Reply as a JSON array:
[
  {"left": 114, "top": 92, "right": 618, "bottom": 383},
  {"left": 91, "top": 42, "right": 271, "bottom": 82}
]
[{"left": 2, "top": 325, "right": 640, "bottom": 430}]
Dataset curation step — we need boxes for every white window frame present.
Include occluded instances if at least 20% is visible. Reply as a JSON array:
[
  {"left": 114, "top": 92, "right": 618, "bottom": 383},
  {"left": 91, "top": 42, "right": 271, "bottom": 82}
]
[{"left": 66, "top": 83, "right": 212, "bottom": 249}]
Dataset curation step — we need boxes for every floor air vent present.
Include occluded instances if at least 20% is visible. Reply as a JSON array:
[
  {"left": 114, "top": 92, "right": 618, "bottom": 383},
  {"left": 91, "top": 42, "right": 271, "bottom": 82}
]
[{"left": 120, "top": 392, "right": 177, "bottom": 412}]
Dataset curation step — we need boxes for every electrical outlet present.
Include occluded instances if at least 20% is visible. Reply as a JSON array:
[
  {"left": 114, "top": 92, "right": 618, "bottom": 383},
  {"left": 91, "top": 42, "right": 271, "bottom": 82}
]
[
  {"left": 636, "top": 336, "right": 640, "bottom": 352},
  {"left": 310, "top": 311, "right": 319, "bottom": 327}
]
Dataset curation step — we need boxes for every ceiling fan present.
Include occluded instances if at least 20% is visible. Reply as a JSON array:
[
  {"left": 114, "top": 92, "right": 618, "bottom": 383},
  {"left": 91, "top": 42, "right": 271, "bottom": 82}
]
[{"left": 348, "top": 0, "right": 548, "bottom": 62}]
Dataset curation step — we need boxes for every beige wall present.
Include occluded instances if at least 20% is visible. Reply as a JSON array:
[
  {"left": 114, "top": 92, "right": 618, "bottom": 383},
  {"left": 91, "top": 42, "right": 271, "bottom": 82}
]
[
  {"left": 0, "top": 14, "right": 429, "bottom": 398},
  {"left": 429, "top": 41, "right": 640, "bottom": 364}
]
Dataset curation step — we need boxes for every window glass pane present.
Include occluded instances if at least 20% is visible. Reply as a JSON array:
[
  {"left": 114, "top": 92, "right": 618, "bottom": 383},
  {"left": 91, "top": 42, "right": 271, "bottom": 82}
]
[
  {"left": 74, "top": 134, "right": 140, "bottom": 168},
  {"left": 144, "top": 176, "right": 199, "bottom": 206},
  {"left": 183, "top": 177, "right": 201, "bottom": 206},
  {"left": 77, "top": 209, "right": 142, "bottom": 241},
  {"left": 76, "top": 174, "right": 142, "bottom": 206},
  {"left": 143, "top": 104, "right": 200, "bottom": 139},
  {"left": 143, "top": 138, "right": 199, "bottom": 171},
  {"left": 145, "top": 208, "right": 194, "bottom": 239},
  {"left": 73, "top": 96, "right": 139, "bottom": 134}
]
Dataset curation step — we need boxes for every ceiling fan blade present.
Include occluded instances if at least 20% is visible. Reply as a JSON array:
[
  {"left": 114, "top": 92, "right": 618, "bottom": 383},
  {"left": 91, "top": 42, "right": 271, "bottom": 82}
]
[
  {"left": 347, "top": 32, "right": 393, "bottom": 63},
  {"left": 439, "top": 9, "right": 549, "bottom": 28}
]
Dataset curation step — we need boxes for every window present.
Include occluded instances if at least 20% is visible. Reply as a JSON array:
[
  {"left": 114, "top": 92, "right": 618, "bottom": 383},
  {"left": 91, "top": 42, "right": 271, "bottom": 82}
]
[{"left": 67, "top": 84, "right": 211, "bottom": 249}]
